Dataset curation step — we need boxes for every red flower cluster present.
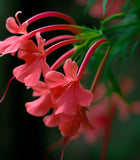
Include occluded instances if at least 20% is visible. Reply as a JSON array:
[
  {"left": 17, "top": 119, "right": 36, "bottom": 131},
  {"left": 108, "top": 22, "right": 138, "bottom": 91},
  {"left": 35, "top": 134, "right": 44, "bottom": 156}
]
[{"left": 0, "top": 11, "right": 107, "bottom": 138}]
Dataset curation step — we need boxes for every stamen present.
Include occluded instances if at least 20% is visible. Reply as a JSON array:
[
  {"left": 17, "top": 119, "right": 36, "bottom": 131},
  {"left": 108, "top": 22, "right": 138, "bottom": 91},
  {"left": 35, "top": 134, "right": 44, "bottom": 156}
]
[
  {"left": 0, "top": 76, "right": 15, "bottom": 103},
  {"left": 25, "top": 11, "right": 77, "bottom": 25}
]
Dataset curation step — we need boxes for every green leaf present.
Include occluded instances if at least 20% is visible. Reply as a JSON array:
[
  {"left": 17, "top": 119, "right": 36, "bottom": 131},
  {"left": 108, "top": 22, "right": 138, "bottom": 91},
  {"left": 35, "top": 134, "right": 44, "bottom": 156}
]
[
  {"left": 85, "top": 0, "right": 96, "bottom": 11},
  {"left": 129, "top": 40, "right": 140, "bottom": 58},
  {"left": 123, "top": 0, "right": 131, "bottom": 11},
  {"left": 103, "top": 0, "right": 108, "bottom": 15}
]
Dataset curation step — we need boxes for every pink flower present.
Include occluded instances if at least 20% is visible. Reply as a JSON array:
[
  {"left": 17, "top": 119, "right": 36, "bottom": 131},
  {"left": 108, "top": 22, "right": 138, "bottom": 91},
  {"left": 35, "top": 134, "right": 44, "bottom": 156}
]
[
  {"left": 44, "top": 107, "right": 93, "bottom": 137},
  {"left": 13, "top": 32, "right": 50, "bottom": 87},
  {"left": 25, "top": 81, "right": 53, "bottom": 117},
  {"left": 0, "top": 11, "right": 28, "bottom": 56},
  {"left": 46, "top": 58, "right": 93, "bottom": 116},
  {"left": 25, "top": 58, "right": 93, "bottom": 137}
]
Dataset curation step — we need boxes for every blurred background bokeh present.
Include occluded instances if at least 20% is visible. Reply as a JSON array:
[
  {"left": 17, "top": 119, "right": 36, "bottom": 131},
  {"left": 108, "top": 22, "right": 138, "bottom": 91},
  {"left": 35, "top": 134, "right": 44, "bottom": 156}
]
[{"left": 0, "top": 0, "right": 140, "bottom": 160}]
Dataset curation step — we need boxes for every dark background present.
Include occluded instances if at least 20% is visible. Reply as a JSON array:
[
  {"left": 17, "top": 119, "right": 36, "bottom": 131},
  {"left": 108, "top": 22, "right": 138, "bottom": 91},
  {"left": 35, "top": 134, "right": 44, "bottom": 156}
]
[{"left": 0, "top": 0, "right": 140, "bottom": 160}]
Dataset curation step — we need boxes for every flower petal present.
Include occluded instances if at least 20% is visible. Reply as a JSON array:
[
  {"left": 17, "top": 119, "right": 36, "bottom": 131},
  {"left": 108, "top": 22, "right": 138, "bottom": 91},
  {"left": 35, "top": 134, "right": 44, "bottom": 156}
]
[
  {"left": 0, "top": 36, "right": 20, "bottom": 55},
  {"left": 18, "top": 40, "right": 39, "bottom": 63},
  {"left": 32, "top": 81, "right": 49, "bottom": 97},
  {"left": 46, "top": 71, "right": 66, "bottom": 88},
  {"left": 6, "top": 17, "right": 21, "bottom": 34},
  {"left": 59, "top": 113, "right": 81, "bottom": 137},
  {"left": 25, "top": 94, "right": 51, "bottom": 117},
  {"left": 75, "top": 82, "right": 93, "bottom": 106},
  {"left": 63, "top": 58, "right": 78, "bottom": 80},
  {"left": 55, "top": 85, "right": 79, "bottom": 115},
  {"left": 43, "top": 112, "right": 60, "bottom": 127},
  {"left": 13, "top": 59, "right": 41, "bottom": 86},
  {"left": 41, "top": 56, "right": 50, "bottom": 77}
]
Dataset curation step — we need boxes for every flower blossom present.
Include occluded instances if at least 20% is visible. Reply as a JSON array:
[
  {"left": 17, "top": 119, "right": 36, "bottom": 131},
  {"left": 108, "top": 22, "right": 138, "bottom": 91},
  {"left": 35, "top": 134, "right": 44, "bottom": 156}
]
[
  {"left": 46, "top": 58, "right": 93, "bottom": 116},
  {"left": 13, "top": 32, "right": 50, "bottom": 87},
  {"left": 0, "top": 11, "right": 81, "bottom": 56},
  {"left": 25, "top": 80, "right": 53, "bottom": 117},
  {"left": 0, "top": 11, "right": 28, "bottom": 56},
  {"left": 25, "top": 58, "right": 93, "bottom": 137}
]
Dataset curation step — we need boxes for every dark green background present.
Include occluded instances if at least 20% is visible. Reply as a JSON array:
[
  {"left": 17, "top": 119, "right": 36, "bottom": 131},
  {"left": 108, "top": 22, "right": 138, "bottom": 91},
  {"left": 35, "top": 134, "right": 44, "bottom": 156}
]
[{"left": 0, "top": 0, "right": 140, "bottom": 160}]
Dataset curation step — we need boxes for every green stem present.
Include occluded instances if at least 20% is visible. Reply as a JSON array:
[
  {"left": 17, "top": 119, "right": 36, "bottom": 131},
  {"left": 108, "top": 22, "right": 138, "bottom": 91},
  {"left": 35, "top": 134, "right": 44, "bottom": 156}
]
[
  {"left": 103, "top": 22, "right": 138, "bottom": 33},
  {"left": 101, "top": 13, "right": 125, "bottom": 25}
]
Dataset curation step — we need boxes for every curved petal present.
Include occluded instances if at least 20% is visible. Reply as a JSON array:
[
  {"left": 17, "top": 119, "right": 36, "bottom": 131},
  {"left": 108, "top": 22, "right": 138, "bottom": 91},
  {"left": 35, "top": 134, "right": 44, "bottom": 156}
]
[
  {"left": 18, "top": 40, "right": 39, "bottom": 63},
  {"left": 25, "top": 94, "right": 51, "bottom": 117},
  {"left": 32, "top": 81, "right": 49, "bottom": 97},
  {"left": 13, "top": 59, "right": 41, "bottom": 86},
  {"left": 55, "top": 85, "right": 79, "bottom": 115},
  {"left": 43, "top": 112, "right": 60, "bottom": 127},
  {"left": 63, "top": 58, "right": 78, "bottom": 80},
  {"left": 6, "top": 17, "right": 21, "bottom": 34},
  {"left": 59, "top": 113, "right": 81, "bottom": 137},
  {"left": 41, "top": 56, "right": 50, "bottom": 77},
  {"left": 36, "top": 32, "right": 46, "bottom": 53},
  {"left": 0, "top": 36, "right": 20, "bottom": 55},
  {"left": 75, "top": 82, "right": 93, "bottom": 106},
  {"left": 45, "top": 71, "right": 66, "bottom": 88}
]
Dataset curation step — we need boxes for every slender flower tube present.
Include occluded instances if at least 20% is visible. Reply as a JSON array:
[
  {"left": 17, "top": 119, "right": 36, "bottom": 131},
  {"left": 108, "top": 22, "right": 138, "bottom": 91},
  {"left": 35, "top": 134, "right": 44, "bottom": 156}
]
[
  {"left": 25, "top": 11, "right": 77, "bottom": 25},
  {"left": 0, "top": 76, "right": 15, "bottom": 103},
  {"left": 24, "top": 24, "right": 82, "bottom": 41},
  {"left": 44, "top": 35, "right": 77, "bottom": 46},
  {"left": 51, "top": 48, "right": 76, "bottom": 70},
  {"left": 77, "top": 38, "right": 108, "bottom": 80},
  {"left": 45, "top": 38, "right": 81, "bottom": 56}
]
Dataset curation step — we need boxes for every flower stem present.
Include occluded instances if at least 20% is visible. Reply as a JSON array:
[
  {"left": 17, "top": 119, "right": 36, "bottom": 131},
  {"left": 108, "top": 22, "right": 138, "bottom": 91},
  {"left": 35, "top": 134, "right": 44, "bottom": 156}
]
[
  {"left": 0, "top": 76, "right": 15, "bottom": 103},
  {"left": 42, "top": 138, "right": 64, "bottom": 160},
  {"left": 25, "top": 11, "right": 77, "bottom": 25},
  {"left": 60, "top": 137, "right": 69, "bottom": 160},
  {"left": 77, "top": 38, "right": 108, "bottom": 80},
  {"left": 25, "top": 24, "right": 82, "bottom": 41},
  {"left": 100, "top": 103, "right": 115, "bottom": 160},
  {"left": 101, "top": 13, "right": 125, "bottom": 25},
  {"left": 51, "top": 48, "right": 76, "bottom": 70},
  {"left": 90, "top": 46, "right": 111, "bottom": 94},
  {"left": 45, "top": 35, "right": 77, "bottom": 46},
  {"left": 45, "top": 38, "right": 81, "bottom": 56}
]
